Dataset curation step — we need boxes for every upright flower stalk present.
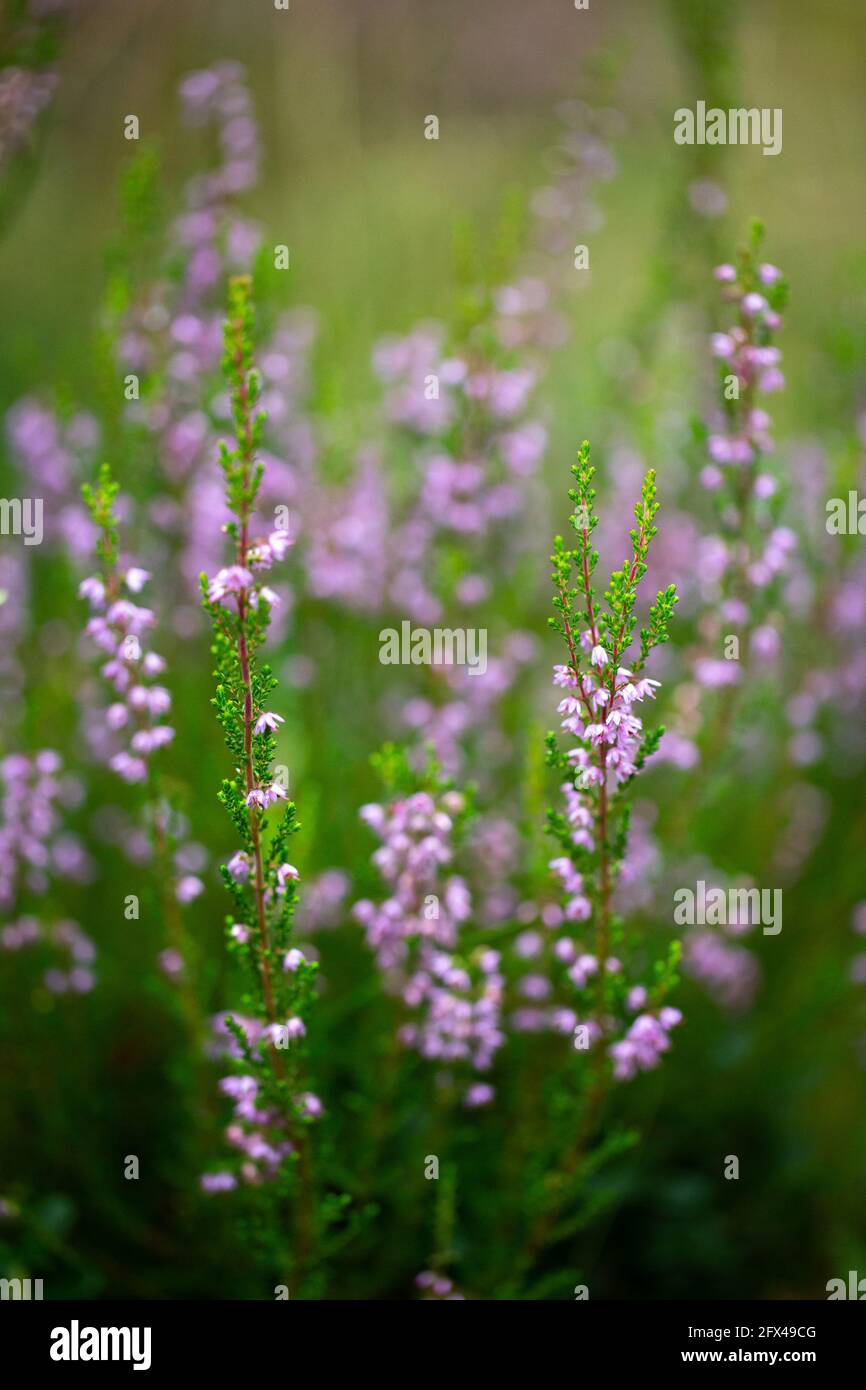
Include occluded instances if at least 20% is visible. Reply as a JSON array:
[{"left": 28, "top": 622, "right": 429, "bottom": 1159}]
[
  {"left": 696, "top": 223, "right": 791, "bottom": 710},
  {"left": 518, "top": 444, "right": 681, "bottom": 1272},
  {"left": 549, "top": 441, "right": 678, "bottom": 1039},
  {"left": 201, "top": 275, "right": 318, "bottom": 1272},
  {"left": 80, "top": 465, "right": 204, "bottom": 1029}
]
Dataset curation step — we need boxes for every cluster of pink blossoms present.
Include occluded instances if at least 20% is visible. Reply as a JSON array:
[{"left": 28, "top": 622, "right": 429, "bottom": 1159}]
[
  {"left": 206, "top": 524, "right": 292, "bottom": 609},
  {"left": 202, "top": 1013, "right": 323, "bottom": 1192},
  {"left": 5, "top": 398, "right": 100, "bottom": 557},
  {"left": 0, "top": 751, "right": 89, "bottom": 910},
  {"left": 1, "top": 917, "right": 96, "bottom": 995},
  {"left": 705, "top": 260, "right": 784, "bottom": 478},
  {"left": 548, "top": 647, "right": 683, "bottom": 1080},
  {"left": 353, "top": 791, "right": 504, "bottom": 1105},
  {"left": 608, "top": 1008, "right": 683, "bottom": 1081},
  {"left": 79, "top": 567, "right": 176, "bottom": 785},
  {"left": 683, "top": 929, "right": 760, "bottom": 1012},
  {"left": 554, "top": 633, "right": 661, "bottom": 789}
]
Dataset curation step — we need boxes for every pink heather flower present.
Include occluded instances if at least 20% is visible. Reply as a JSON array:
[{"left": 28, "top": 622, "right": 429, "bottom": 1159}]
[
  {"left": 142, "top": 651, "right": 166, "bottom": 676},
  {"left": 106, "top": 702, "right": 129, "bottom": 730},
  {"left": 275, "top": 862, "right": 300, "bottom": 893},
  {"left": 208, "top": 565, "right": 253, "bottom": 602},
  {"left": 230, "top": 924, "right": 250, "bottom": 944},
  {"left": 359, "top": 802, "right": 385, "bottom": 831},
  {"left": 107, "top": 600, "right": 155, "bottom": 633},
  {"left": 227, "top": 851, "right": 251, "bottom": 882},
  {"left": 147, "top": 686, "right": 172, "bottom": 716},
  {"left": 713, "top": 263, "right": 737, "bottom": 282},
  {"left": 159, "top": 949, "right": 184, "bottom": 977},
  {"left": 131, "top": 728, "right": 173, "bottom": 755},
  {"left": 754, "top": 473, "right": 776, "bottom": 500},
  {"left": 552, "top": 664, "right": 577, "bottom": 688},
  {"left": 249, "top": 584, "right": 280, "bottom": 607},
  {"left": 568, "top": 954, "right": 599, "bottom": 988},
  {"left": 200, "top": 1172, "right": 237, "bottom": 1194},
  {"left": 124, "top": 567, "right": 151, "bottom": 592},
  {"left": 464, "top": 1083, "right": 494, "bottom": 1108},
  {"left": 219, "top": 1075, "right": 257, "bottom": 1101},
  {"left": 741, "top": 292, "right": 767, "bottom": 317},
  {"left": 297, "top": 1092, "right": 323, "bottom": 1119},
  {"left": 590, "top": 643, "right": 608, "bottom": 668},
  {"left": 109, "top": 752, "right": 148, "bottom": 783},
  {"left": 176, "top": 875, "right": 204, "bottom": 903},
  {"left": 759, "top": 367, "right": 784, "bottom": 393},
  {"left": 609, "top": 1040, "right": 639, "bottom": 1080},
  {"left": 564, "top": 894, "right": 592, "bottom": 921},
  {"left": 758, "top": 263, "right": 781, "bottom": 285},
  {"left": 245, "top": 789, "right": 267, "bottom": 808},
  {"left": 284, "top": 1016, "right": 306, "bottom": 1040},
  {"left": 254, "top": 711, "right": 285, "bottom": 735},
  {"left": 267, "top": 529, "right": 293, "bottom": 560},
  {"left": 78, "top": 576, "right": 105, "bottom": 606},
  {"left": 283, "top": 948, "right": 305, "bottom": 971},
  {"left": 701, "top": 465, "right": 723, "bottom": 490}
]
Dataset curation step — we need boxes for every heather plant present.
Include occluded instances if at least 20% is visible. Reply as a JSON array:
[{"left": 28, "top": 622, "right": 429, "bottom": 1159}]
[
  {"left": 199, "top": 275, "right": 322, "bottom": 1285},
  {"left": 695, "top": 221, "right": 790, "bottom": 711},
  {"left": 661, "top": 225, "right": 791, "bottom": 1007},
  {"left": 351, "top": 444, "right": 682, "bottom": 1295},
  {"left": 501, "top": 444, "right": 681, "bottom": 1285},
  {"left": 79, "top": 464, "right": 206, "bottom": 1024},
  {"left": 353, "top": 768, "right": 505, "bottom": 1110}
]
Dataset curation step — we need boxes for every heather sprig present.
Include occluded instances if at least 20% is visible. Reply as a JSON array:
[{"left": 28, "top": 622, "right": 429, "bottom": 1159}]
[
  {"left": 80, "top": 465, "right": 178, "bottom": 787},
  {"left": 688, "top": 226, "right": 792, "bottom": 715},
  {"left": 547, "top": 443, "right": 677, "bottom": 989},
  {"left": 700, "top": 223, "right": 791, "bottom": 634},
  {"left": 80, "top": 464, "right": 205, "bottom": 1019},
  {"left": 515, "top": 445, "right": 681, "bottom": 1275},
  {"left": 352, "top": 773, "right": 505, "bottom": 1109},
  {"left": 200, "top": 275, "right": 319, "bottom": 1269}
]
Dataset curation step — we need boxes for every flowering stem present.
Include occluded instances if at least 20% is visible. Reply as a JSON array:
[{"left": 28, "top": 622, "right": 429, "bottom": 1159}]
[
  {"left": 203, "top": 275, "right": 318, "bottom": 1280},
  {"left": 517, "top": 446, "right": 679, "bottom": 1283}
]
